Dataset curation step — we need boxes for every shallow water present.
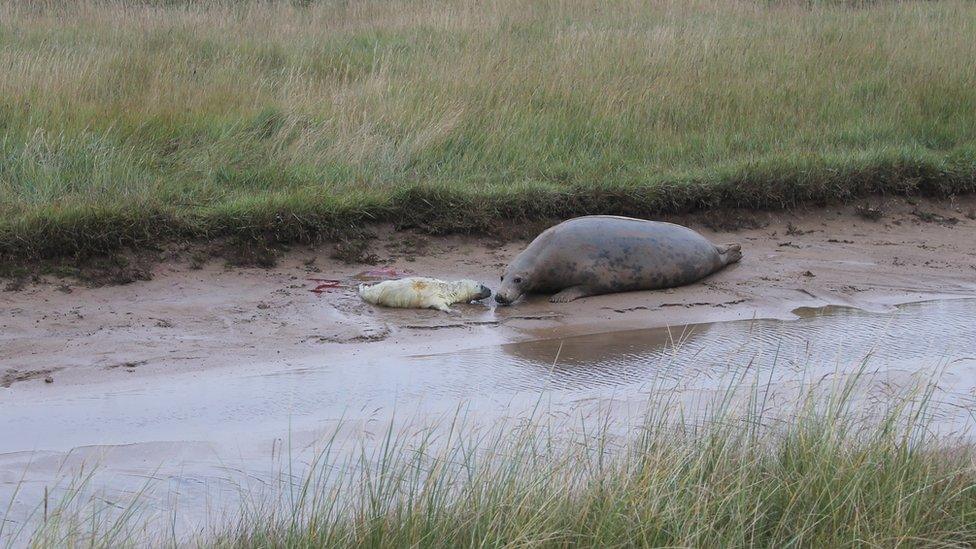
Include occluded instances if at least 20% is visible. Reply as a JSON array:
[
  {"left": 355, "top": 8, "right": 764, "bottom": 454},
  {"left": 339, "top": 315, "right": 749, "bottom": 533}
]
[
  {"left": 2, "top": 298, "right": 976, "bottom": 539},
  {"left": 3, "top": 299, "right": 976, "bottom": 452}
]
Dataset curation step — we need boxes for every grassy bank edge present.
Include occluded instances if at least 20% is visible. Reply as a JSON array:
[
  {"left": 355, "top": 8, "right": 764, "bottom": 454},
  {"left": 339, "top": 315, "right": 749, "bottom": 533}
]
[{"left": 3, "top": 148, "right": 974, "bottom": 264}]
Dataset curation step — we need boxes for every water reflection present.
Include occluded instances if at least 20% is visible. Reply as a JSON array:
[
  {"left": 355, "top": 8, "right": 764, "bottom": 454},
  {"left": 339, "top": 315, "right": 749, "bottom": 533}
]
[{"left": 411, "top": 298, "right": 976, "bottom": 393}]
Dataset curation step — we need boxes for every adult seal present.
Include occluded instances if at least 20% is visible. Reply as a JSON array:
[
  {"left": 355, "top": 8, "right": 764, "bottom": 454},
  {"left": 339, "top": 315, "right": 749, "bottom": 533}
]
[{"left": 495, "top": 215, "right": 741, "bottom": 304}]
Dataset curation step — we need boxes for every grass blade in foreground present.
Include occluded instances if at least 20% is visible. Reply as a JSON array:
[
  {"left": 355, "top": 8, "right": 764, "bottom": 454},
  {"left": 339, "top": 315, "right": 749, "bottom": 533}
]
[
  {"left": 13, "top": 367, "right": 976, "bottom": 547},
  {"left": 196, "top": 372, "right": 976, "bottom": 548}
]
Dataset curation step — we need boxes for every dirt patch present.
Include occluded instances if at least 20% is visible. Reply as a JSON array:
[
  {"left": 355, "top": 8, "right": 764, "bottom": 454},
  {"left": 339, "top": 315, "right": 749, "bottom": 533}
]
[
  {"left": 855, "top": 204, "right": 885, "bottom": 221},
  {"left": 305, "top": 326, "right": 391, "bottom": 344},
  {"left": 104, "top": 360, "right": 149, "bottom": 371},
  {"left": 2, "top": 368, "right": 61, "bottom": 388},
  {"left": 697, "top": 209, "right": 770, "bottom": 232},
  {"left": 784, "top": 222, "right": 816, "bottom": 236},
  {"left": 331, "top": 236, "right": 379, "bottom": 265},
  {"left": 0, "top": 253, "right": 154, "bottom": 290},
  {"left": 189, "top": 251, "right": 209, "bottom": 270},
  {"left": 222, "top": 238, "right": 280, "bottom": 268},
  {"left": 659, "top": 299, "right": 747, "bottom": 309},
  {"left": 404, "top": 320, "right": 503, "bottom": 330},
  {"left": 3, "top": 276, "right": 33, "bottom": 292},
  {"left": 384, "top": 234, "right": 430, "bottom": 262},
  {"left": 57, "top": 254, "right": 154, "bottom": 286},
  {"left": 912, "top": 208, "right": 959, "bottom": 226}
]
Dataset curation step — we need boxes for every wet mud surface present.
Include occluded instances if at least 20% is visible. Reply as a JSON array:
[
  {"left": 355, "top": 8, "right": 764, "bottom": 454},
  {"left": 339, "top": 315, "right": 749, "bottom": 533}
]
[{"left": 1, "top": 196, "right": 976, "bottom": 538}]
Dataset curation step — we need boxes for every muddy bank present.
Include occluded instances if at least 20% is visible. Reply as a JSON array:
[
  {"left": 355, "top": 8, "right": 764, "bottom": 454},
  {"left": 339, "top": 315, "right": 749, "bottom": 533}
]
[
  {"left": 2, "top": 196, "right": 975, "bottom": 390},
  {"left": 1, "top": 196, "right": 976, "bottom": 541}
]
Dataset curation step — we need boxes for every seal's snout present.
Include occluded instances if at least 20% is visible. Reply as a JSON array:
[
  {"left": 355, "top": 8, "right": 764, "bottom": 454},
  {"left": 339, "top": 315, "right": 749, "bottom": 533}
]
[
  {"left": 475, "top": 284, "right": 492, "bottom": 300},
  {"left": 495, "top": 290, "right": 521, "bottom": 305},
  {"left": 495, "top": 274, "right": 524, "bottom": 305}
]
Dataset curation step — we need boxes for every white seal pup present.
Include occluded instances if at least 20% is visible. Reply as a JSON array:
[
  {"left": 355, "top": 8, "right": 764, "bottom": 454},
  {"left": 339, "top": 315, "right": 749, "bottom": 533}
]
[
  {"left": 359, "top": 277, "right": 492, "bottom": 312},
  {"left": 496, "top": 215, "right": 741, "bottom": 304}
]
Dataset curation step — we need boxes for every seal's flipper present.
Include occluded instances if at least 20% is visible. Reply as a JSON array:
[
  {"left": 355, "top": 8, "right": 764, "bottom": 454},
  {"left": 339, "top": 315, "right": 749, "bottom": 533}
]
[
  {"left": 550, "top": 285, "right": 593, "bottom": 303},
  {"left": 715, "top": 243, "right": 742, "bottom": 265}
]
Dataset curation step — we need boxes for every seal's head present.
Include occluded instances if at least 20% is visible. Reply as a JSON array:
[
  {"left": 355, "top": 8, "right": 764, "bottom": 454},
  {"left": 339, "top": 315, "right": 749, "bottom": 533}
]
[
  {"left": 437, "top": 279, "right": 492, "bottom": 307},
  {"left": 495, "top": 269, "right": 529, "bottom": 305},
  {"left": 454, "top": 280, "right": 493, "bottom": 302}
]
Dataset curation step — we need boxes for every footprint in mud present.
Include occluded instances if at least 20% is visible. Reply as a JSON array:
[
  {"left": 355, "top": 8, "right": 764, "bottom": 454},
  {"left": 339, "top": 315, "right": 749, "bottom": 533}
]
[
  {"left": 304, "top": 324, "right": 391, "bottom": 344},
  {"left": 2, "top": 367, "right": 62, "bottom": 388},
  {"left": 606, "top": 306, "right": 651, "bottom": 313},
  {"left": 104, "top": 360, "right": 148, "bottom": 373},
  {"left": 657, "top": 299, "right": 747, "bottom": 309},
  {"left": 404, "top": 320, "right": 501, "bottom": 330}
]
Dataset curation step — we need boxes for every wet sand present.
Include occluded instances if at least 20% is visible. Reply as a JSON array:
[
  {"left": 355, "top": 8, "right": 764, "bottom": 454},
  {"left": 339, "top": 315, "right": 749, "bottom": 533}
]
[
  {"left": 2, "top": 197, "right": 975, "bottom": 391},
  {"left": 2, "top": 196, "right": 976, "bottom": 539}
]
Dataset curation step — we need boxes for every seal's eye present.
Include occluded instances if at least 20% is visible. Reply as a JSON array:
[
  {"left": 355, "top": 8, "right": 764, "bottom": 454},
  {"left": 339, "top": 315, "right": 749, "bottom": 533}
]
[
  {"left": 513, "top": 277, "right": 522, "bottom": 284},
  {"left": 500, "top": 275, "right": 504, "bottom": 282}
]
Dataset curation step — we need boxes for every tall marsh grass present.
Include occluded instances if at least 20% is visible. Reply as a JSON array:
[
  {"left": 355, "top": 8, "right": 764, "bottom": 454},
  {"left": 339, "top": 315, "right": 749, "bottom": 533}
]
[
  {"left": 1, "top": 0, "right": 976, "bottom": 259},
  {"left": 10, "top": 371, "right": 976, "bottom": 547}
]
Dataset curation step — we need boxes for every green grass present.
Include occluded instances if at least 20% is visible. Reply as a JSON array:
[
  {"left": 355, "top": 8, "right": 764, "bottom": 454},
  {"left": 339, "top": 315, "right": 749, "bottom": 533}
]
[
  {"left": 13, "top": 369, "right": 976, "bottom": 548},
  {"left": 211, "top": 379, "right": 976, "bottom": 548},
  {"left": 2, "top": 0, "right": 976, "bottom": 260}
]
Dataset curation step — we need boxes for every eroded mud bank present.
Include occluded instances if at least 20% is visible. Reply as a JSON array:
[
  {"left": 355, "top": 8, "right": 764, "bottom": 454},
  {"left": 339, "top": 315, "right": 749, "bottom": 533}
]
[{"left": 1, "top": 197, "right": 975, "bottom": 540}]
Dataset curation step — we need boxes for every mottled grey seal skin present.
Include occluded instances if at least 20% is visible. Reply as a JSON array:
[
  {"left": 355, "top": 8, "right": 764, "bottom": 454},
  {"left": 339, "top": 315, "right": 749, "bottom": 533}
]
[{"left": 495, "top": 215, "right": 742, "bottom": 304}]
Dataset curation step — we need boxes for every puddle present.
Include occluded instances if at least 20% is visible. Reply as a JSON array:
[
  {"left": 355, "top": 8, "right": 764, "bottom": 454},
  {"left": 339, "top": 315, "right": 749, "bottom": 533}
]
[{"left": 2, "top": 298, "right": 976, "bottom": 538}]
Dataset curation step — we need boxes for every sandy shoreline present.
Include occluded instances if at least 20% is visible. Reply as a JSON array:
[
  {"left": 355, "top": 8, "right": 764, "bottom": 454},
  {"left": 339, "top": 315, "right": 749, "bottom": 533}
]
[{"left": 2, "top": 196, "right": 975, "bottom": 392}]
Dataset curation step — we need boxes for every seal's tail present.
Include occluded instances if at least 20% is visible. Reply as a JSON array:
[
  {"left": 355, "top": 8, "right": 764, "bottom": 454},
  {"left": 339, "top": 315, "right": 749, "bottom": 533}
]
[{"left": 716, "top": 243, "right": 742, "bottom": 265}]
